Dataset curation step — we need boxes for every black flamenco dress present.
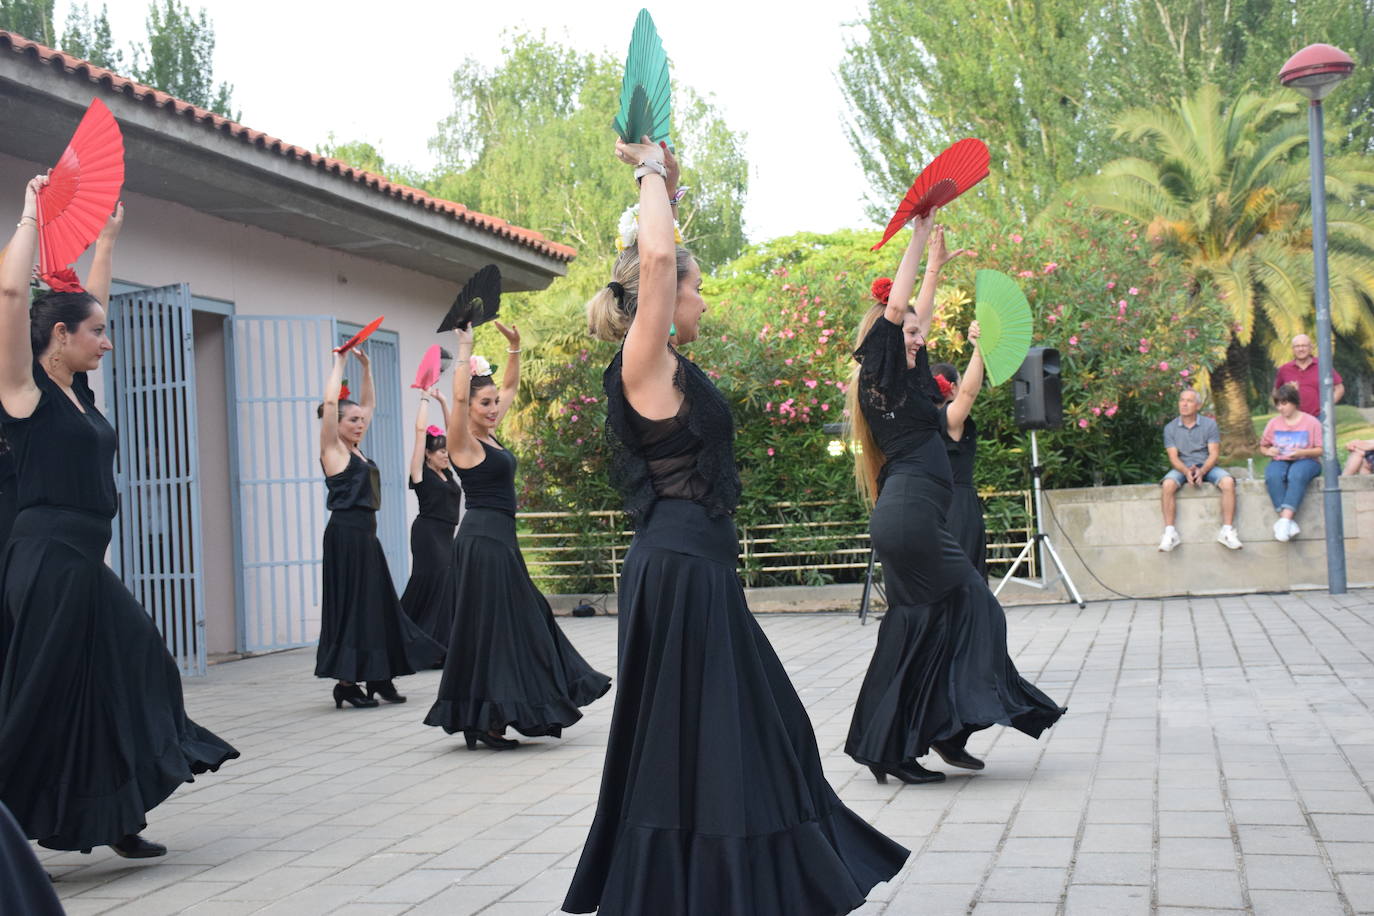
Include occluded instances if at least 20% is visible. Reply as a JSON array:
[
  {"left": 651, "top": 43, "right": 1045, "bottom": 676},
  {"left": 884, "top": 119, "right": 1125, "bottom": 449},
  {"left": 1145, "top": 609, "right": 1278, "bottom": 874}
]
[
  {"left": 940, "top": 407, "right": 988, "bottom": 578},
  {"left": 846, "top": 318, "right": 1064, "bottom": 769},
  {"left": 424, "top": 439, "right": 610, "bottom": 738},
  {"left": 316, "top": 452, "right": 443, "bottom": 680},
  {"left": 563, "top": 348, "right": 909, "bottom": 916},
  {"left": 0, "top": 448, "right": 16, "bottom": 549},
  {"left": 0, "top": 362, "right": 238, "bottom": 851},
  {"left": 0, "top": 801, "right": 62, "bottom": 916},
  {"left": 400, "top": 464, "right": 461, "bottom": 651}
]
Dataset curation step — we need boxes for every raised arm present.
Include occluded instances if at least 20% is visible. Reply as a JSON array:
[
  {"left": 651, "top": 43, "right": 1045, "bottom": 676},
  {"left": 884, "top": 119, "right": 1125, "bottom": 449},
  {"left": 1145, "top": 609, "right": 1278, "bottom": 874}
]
[
  {"left": 409, "top": 389, "right": 431, "bottom": 484},
  {"left": 351, "top": 347, "right": 375, "bottom": 416},
  {"left": 944, "top": 321, "right": 984, "bottom": 442},
  {"left": 446, "top": 328, "right": 484, "bottom": 469},
  {"left": 910, "top": 225, "right": 970, "bottom": 337},
  {"left": 0, "top": 176, "right": 45, "bottom": 418},
  {"left": 618, "top": 137, "right": 681, "bottom": 419},
  {"left": 884, "top": 214, "right": 934, "bottom": 327},
  {"left": 493, "top": 320, "right": 520, "bottom": 425},
  {"left": 430, "top": 386, "right": 450, "bottom": 431},
  {"left": 84, "top": 203, "right": 124, "bottom": 306},
  {"left": 319, "top": 351, "right": 349, "bottom": 474}
]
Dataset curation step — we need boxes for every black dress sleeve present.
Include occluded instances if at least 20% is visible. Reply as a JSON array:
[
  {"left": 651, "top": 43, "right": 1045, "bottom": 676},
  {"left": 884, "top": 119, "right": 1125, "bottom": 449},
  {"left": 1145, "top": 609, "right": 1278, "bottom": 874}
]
[{"left": 853, "top": 316, "right": 907, "bottom": 413}]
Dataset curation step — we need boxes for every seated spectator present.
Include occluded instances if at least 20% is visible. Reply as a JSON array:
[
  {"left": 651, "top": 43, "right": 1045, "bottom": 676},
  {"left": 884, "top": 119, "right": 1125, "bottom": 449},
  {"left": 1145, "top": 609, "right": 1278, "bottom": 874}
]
[
  {"left": 1158, "top": 388, "right": 1241, "bottom": 552},
  {"left": 1260, "top": 383, "right": 1324, "bottom": 542},
  {"left": 1343, "top": 438, "right": 1374, "bottom": 476},
  {"left": 1273, "top": 333, "right": 1343, "bottom": 418}
]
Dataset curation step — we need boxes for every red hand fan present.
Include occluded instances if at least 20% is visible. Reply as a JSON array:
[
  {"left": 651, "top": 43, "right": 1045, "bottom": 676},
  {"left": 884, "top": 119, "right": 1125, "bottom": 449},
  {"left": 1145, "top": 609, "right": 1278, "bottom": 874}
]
[
  {"left": 411, "top": 345, "right": 442, "bottom": 390},
  {"left": 335, "top": 316, "right": 384, "bottom": 354},
  {"left": 871, "top": 138, "right": 989, "bottom": 251},
  {"left": 35, "top": 98, "right": 125, "bottom": 279}
]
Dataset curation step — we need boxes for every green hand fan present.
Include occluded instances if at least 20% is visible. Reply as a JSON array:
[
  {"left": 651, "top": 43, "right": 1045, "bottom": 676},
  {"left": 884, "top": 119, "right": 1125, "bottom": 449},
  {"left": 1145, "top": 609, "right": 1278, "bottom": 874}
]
[
  {"left": 974, "top": 269, "right": 1034, "bottom": 386},
  {"left": 612, "top": 9, "right": 673, "bottom": 146}
]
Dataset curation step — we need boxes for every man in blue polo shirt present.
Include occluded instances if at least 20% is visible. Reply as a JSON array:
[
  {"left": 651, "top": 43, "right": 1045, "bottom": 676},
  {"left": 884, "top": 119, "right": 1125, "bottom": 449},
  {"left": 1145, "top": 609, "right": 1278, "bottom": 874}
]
[{"left": 1159, "top": 389, "right": 1242, "bottom": 551}]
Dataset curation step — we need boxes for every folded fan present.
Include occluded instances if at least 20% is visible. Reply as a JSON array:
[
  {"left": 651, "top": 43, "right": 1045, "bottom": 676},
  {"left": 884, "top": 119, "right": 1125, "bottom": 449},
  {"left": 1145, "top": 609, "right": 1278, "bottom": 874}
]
[
  {"left": 612, "top": 9, "right": 673, "bottom": 147},
  {"left": 437, "top": 265, "right": 502, "bottom": 332},
  {"left": 335, "top": 316, "right": 384, "bottom": 354},
  {"left": 973, "top": 269, "right": 1033, "bottom": 387},
  {"left": 36, "top": 98, "right": 125, "bottom": 280},
  {"left": 412, "top": 345, "right": 442, "bottom": 390},
  {"left": 872, "top": 138, "right": 990, "bottom": 251}
]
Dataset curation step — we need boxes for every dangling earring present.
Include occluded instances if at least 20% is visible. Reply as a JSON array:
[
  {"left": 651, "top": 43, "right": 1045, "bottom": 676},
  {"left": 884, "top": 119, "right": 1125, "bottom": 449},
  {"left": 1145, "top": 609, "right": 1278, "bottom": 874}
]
[{"left": 669, "top": 323, "right": 677, "bottom": 339}]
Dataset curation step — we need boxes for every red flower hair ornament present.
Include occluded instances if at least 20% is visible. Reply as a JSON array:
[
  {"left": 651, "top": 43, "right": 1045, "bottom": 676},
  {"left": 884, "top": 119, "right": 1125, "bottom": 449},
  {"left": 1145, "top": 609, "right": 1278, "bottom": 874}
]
[
  {"left": 426, "top": 425, "right": 444, "bottom": 437},
  {"left": 932, "top": 373, "right": 954, "bottom": 398},
  {"left": 870, "top": 277, "right": 893, "bottom": 306},
  {"left": 42, "top": 268, "right": 86, "bottom": 294}
]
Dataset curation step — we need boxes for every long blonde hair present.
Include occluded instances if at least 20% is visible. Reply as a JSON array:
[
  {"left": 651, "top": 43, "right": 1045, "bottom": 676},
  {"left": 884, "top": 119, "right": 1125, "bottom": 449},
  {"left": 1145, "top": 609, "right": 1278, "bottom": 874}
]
[{"left": 846, "top": 302, "right": 915, "bottom": 507}]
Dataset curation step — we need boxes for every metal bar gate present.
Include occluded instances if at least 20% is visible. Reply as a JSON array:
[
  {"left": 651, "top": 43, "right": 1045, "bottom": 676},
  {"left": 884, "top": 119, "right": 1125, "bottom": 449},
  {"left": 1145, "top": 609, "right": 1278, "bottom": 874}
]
[{"left": 107, "top": 285, "right": 208, "bottom": 677}]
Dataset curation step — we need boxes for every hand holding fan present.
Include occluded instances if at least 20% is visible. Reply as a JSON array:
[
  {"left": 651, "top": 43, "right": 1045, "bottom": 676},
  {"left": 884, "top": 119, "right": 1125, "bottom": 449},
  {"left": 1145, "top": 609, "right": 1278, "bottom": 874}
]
[
  {"left": 437, "top": 265, "right": 502, "bottom": 332},
  {"left": 612, "top": 9, "right": 673, "bottom": 147},
  {"left": 872, "top": 138, "right": 989, "bottom": 251},
  {"left": 973, "top": 270, "right": 1033, "bottom": 387},
  {"left": 412, "top": 344, "right": 442, "bottom": 390},
  {"left": 35, "top": 98, "right": 126, "bottom": 280},
  {"left": 335, "top": 315, "right": 384, "bottom": 354}
]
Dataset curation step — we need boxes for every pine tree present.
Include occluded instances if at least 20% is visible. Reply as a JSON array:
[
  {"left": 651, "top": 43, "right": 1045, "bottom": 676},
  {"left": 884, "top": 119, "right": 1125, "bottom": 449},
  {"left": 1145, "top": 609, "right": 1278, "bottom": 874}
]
[
  {"left": 61, "top": 2, "right": 123, "bottom": 70},
  {"left": 0, "top": 0, "right": 55, "bottom": 46}
]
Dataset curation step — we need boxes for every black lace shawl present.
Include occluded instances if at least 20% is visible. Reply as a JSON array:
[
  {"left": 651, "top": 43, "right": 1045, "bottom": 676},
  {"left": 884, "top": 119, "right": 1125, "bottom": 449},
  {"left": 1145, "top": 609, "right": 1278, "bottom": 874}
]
[
  {"left": 854, "top": 316, "right": 950, "bottom": 482},
  {"left": 603, "top": 346, "right": 741, "bottom": 528}
]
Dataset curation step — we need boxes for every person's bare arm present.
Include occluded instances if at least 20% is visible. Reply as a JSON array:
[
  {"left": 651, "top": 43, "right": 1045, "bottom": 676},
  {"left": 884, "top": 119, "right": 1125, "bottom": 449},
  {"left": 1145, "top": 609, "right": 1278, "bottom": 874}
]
[
  {"left": 493, "top": 320, "right": 520, "bottom": 425},
  {"left": 0, "top": 176, "right": 45, "bottom": 418},
  {"left": 83, "top": 203, "right": 124, "bottom": 305}
]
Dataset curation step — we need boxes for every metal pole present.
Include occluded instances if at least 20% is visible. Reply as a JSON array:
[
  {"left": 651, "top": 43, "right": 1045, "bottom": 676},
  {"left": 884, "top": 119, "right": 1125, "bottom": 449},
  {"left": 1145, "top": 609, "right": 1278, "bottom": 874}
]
[{"left": 1307, "top": 99, "right": 1347, "bottom": 594}]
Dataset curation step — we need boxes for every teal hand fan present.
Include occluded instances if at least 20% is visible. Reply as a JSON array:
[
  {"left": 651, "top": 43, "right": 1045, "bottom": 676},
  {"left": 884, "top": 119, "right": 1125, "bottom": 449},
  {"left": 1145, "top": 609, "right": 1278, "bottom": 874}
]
[
  {"left": 973, "top": 269, "right": 1034, "bottom": 387},
  {"left": 612, "top": 9, "right": 673, "bottom": 146}
]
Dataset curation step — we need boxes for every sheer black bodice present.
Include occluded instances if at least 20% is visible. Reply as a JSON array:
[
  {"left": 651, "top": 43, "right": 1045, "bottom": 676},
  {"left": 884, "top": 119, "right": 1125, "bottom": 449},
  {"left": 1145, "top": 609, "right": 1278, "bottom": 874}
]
[
  {"left": 455, "top": 440, "right": 517, "bottom": 517},
  {"left": 604, "top": 347, "right": 740, "bottom": 528},
  {"left": 410, "top": 464, "right": 461, "bottom": 524},
  {"left": 0, "top": 362, "right": 118, "bottom": 518},
  {"left": 324, "top": 452, "right": 381, "bottom": 511},
  {"left": 854, "top": 317, "right": 951, "bottom": 486},
  {"left": 939, "top": 408, "right": 978, "bottom": 487}
]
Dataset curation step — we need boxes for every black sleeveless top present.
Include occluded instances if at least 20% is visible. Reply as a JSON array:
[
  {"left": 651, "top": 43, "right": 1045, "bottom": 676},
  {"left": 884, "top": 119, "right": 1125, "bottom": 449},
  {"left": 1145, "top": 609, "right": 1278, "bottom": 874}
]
[
  {"left": 324, "top": 451, "right": 381, "bottom": 511},
  {"left": 455, "top": 440, "right": 517, "bottom": 517},
  {"left": 854, "top": 316, "right": 952, "bottom": 488},
  {"left": 604, "top": 347, "right": 741, "bottom": 529},
  {"left": 0, "top": 361, "right": 118, "bottom": 518},
  {"left": 939, "top": 407, "right": 978, "bottom": 487},
  {"left": 410, "top": 463, "right": 461, "bottom": 524}
]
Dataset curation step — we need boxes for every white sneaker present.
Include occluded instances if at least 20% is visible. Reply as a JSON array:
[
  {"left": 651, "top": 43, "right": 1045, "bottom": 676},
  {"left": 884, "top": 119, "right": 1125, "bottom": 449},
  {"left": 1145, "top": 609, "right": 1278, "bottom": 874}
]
[
  {"left": 1286, "top": 518, "right": 1300, "bottom": 539},
  {"left": 1217, "top": 526, "right": 1243, "bottom": 550},
  {"left": 1158, "top": 527, "right": 1181, "bottom": 552},
  {"left": 1273, "top": 519, "right": 1291, "bottom": 542}
]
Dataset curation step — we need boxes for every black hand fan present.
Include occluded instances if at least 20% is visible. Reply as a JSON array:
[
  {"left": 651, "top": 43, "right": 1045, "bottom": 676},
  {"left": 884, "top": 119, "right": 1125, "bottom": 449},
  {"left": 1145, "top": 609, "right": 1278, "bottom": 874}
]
[{"left": 437, "top": 264, "right": 502, "bottom": 332}]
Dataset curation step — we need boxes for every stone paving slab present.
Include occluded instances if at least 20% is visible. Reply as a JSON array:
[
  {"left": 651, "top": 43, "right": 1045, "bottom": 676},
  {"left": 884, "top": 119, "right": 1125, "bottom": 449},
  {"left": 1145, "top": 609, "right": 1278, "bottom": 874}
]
[{"left": 38, "top": 590, "right": 1374, "bottom": 915}]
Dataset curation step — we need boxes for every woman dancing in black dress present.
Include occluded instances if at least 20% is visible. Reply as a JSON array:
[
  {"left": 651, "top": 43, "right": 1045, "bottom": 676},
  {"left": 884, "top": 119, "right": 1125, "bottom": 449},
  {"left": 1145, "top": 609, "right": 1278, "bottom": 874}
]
[
  {"left": 844, "top": 219, "right": 1064, "bottom": 784},
  {"left": 425, "top": 321, "right": 609, "bottom": 748},
  {"left": 400, "top": 386, "right": 460, "bottom": 656},
  {"left": 563, "top": 138, "right": 908, "bottom": 916},
  {"left": 317, "top": 348, "right": 442, "bottom": 708},
  {"left": 0, "top": 179, "right": 236, "bottom": 858},
  {"left": 932, "top": 321, "right": 987, "bottom": 578}
]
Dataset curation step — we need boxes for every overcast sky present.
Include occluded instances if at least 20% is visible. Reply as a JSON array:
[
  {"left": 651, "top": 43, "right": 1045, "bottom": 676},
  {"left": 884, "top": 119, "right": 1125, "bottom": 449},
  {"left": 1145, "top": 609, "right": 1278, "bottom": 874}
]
[{"left": 54, "top": 0, "right": 877, "bottom": 243}]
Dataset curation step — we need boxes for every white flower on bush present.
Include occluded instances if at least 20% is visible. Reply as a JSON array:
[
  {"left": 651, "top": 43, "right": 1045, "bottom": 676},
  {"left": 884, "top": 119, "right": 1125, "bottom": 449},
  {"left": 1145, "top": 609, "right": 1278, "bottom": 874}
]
[{"left": 469, "top": 355, "right": 493, "bottom": 377}]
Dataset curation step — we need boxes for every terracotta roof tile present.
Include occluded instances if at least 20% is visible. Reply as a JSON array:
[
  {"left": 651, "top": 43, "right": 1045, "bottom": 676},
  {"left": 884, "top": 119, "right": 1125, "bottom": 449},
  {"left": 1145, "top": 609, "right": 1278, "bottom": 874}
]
[{"left": 0, "top": 30, "right": 576, "bottom": 263}]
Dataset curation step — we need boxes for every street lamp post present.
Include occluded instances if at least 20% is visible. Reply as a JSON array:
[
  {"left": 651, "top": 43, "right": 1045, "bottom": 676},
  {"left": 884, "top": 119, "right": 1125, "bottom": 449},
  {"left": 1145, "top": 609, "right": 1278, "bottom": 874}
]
[{"left": 1279, "top": 43, "right": 1355, "bottom": 595}]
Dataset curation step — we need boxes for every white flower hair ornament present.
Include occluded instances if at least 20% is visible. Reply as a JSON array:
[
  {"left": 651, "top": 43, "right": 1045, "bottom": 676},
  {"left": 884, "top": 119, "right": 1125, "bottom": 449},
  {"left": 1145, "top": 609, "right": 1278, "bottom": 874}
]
[
  {"left": 469, "top": 355, "right": 494, "bottom": 377},
  {"left": 615, "top": 204, "right": 684, "bottom": 252}
]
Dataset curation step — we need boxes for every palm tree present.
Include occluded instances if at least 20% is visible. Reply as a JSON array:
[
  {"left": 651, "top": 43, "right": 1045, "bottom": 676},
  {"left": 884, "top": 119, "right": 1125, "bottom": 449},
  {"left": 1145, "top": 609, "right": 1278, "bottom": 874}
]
[{"left": 1066, "top": 84, "right": 1374, "bottom": 453}]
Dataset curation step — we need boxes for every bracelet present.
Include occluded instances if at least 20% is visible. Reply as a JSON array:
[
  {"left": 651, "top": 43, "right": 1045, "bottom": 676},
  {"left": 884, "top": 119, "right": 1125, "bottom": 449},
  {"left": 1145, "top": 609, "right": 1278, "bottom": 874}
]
[
  {"left": 670, "top": 186, "right": 689, "bottom": 206},
  {"left": 507, "top": 348, "right": 521, "bottom": 354},
  {"left": 15, "top": 216, "right": 36, "bottom": 229},
  {"left": 634, "top": 159, "right": 667, "bottom": 182}
]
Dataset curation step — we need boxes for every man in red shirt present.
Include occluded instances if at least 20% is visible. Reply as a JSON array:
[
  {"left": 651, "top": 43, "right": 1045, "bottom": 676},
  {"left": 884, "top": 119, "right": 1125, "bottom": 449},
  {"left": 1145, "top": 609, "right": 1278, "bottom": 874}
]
[{"left": 1273, "top": 334, "right": 1344, "bottom": 418}]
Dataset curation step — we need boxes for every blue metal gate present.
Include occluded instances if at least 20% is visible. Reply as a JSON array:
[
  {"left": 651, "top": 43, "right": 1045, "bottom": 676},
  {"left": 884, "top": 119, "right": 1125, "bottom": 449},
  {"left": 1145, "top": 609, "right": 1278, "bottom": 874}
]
[
  {"left": 225, "top": 316, "right": 337, "bottom": 653},
  {"left": 335, "top": 323, "right": 408, "bottom": 587},
  {"left": 107, "top": 285, "right": 208, "bottom": 677}
]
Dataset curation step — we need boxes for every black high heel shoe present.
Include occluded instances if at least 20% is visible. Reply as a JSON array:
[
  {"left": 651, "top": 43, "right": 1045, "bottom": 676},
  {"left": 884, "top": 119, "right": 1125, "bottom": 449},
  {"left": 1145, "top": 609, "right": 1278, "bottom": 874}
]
[
  {"left": 365, "top": 680, "right": 406, "bottom": 704},
  {"left": 334, "top": 683, "right": 379, "bottom": 709},
  {"left": 464, "top": 730, "right": 519, "bottom": 750},
  {"left": 931, "top": 740, "right": 985, "bottom": 770},
  {"left": 110, "top": 834, "right": 167, "bottom": 859},
  {"left": 868, "top": 762, "right": 946, "bottom": 785}
]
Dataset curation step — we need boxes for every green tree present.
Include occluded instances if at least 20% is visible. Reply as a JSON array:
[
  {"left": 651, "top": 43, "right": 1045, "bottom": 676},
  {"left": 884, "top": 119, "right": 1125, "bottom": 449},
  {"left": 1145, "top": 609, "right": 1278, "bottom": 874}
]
[
  {"left": 315, "top": 135, "right": 424, "bottom": 187},
  {"left": 61, "top": 2, "right": 122, "bottom": 70},
  {"left": 132, "top": 0, "right": 234, "bottom": 118},
  {"left": 0, "top": 0, "right": 54, "bottom": 45},
  {"left": 1065, "top": 84, "right": 1374, "bottom": 453}
]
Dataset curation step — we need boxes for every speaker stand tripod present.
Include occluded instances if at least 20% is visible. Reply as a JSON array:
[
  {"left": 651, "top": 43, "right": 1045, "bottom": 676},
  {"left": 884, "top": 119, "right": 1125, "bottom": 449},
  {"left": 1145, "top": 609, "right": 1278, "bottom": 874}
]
[
  {"left": 993, "top": 430, "right": 1086, "bottom": 608},
  {"left": 857, "top": 548, "right": 883, "bottom": 625}
]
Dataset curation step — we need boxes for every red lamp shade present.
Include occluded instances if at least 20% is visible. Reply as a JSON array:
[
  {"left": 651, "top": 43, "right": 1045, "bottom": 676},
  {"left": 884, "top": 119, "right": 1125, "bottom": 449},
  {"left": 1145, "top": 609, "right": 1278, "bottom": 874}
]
[{"left": 1279, "top": 43, "right": 1355, "bottom": 100}]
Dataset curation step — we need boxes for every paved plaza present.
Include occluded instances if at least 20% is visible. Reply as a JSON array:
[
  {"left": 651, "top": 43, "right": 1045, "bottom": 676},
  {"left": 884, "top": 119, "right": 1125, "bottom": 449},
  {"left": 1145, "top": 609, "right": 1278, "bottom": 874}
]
[{"left": 38, "top": 590, "right": 1374, "bottom": 916}]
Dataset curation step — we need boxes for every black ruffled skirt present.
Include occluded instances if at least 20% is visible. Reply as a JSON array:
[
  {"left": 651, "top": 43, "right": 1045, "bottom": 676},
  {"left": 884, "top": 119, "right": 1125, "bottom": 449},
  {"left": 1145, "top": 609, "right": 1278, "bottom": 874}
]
[
  {"left": 0, "top": 507, "right": 238, "bottom": 851},
  {"left": 400, "top": 514, "right": 457, "bottom": 652},
  {"left": 424, "top": 508, "right": 609, "bottom": 737},
  {"left": 316, "top": 508, "right": 443, "bottom": 681},
  {"left": 564, "top": 499, "right": 908, "bottom": 916},
  {"left": 0, "top": 802, "right": 62, "bottom": 915},
  {"left": 847, "top": 474, "right": 1063, "bottom": 768},
  {"left": 948, "top": 483, "right": 987, "bottom": 579}
]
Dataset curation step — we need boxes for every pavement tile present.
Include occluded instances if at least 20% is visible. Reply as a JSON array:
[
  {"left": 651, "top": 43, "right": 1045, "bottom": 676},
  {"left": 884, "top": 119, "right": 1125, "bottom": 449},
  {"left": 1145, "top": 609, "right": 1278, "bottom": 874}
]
[
  {"left": 1157, "top": 867, "right": 1245, "bottom": 909},
  {"left": 1064, "top": 883, "right": 1150, "bottom": 915},
  {"left": 1070, "top": 852, "right": 1152, "bottom": 885},
  {"left": 1250, "top": 890, "right": 1348, "bottom": 916},
  {"left": 979, "top": 866, "right": 1067, "bottom": 903},
  {"left": 1243, "top": 854, "right": 1339, "bottom": 891}
]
